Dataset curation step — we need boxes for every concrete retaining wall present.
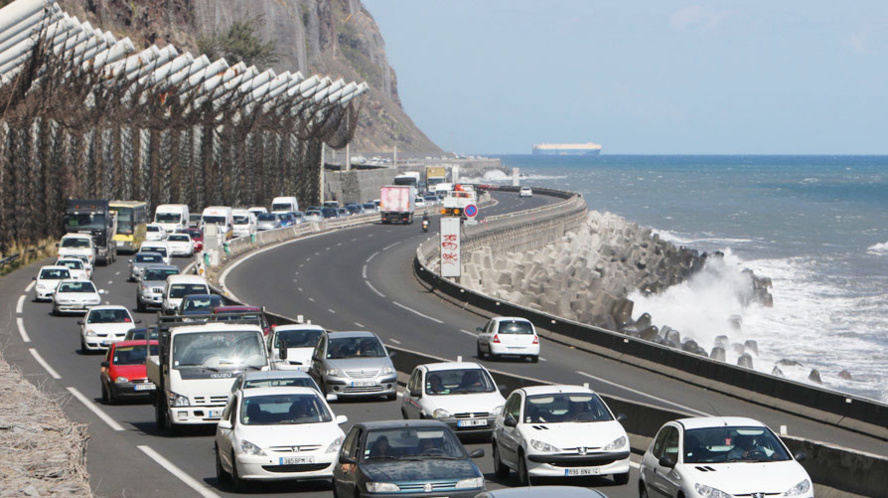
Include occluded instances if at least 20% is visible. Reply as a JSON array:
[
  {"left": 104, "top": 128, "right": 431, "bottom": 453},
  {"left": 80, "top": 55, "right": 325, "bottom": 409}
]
[{"left": 325, "top": 168, "right": 398, "bottom": 205}]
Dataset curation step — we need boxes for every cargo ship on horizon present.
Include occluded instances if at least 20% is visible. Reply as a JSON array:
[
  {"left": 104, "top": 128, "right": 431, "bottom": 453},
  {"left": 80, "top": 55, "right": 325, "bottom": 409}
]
[{"left": 532, "top": 142, "right": 602, "bottom": 156}]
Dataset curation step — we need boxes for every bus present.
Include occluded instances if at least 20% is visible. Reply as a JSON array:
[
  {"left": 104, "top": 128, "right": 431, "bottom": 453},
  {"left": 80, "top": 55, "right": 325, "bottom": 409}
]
[{"left": 109, "top": 200, "right": 149, "bottom": 253}]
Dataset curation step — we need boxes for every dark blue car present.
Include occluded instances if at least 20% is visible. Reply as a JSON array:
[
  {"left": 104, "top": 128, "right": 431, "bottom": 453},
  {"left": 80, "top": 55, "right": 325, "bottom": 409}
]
[
  {"left": 333, "top": 420, "right": 485, "bottom": 497},
  {"left": 177, "top": 294, "right": 224, "bottom": 316}
]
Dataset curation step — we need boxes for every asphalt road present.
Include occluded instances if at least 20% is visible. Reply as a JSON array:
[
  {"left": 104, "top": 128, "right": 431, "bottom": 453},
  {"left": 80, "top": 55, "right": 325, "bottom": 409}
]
[{"left": 0, "top": 191, "right": 884, "bottom": 497}]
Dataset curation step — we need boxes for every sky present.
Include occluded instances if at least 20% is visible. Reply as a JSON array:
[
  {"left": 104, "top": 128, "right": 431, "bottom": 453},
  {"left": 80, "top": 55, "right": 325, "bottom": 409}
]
[{"left": 362, "top": 1, "right": 888, "bottom": 155}]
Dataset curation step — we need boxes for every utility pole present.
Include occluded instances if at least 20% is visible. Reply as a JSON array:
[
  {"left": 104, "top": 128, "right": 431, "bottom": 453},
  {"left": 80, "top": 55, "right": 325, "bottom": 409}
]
[
  {"left": 345, "top": 143, "right": 351, "bottom": 172},
  {"left": 393, "top": 145, "right": 398, "bottom": 168},
  {"left": 319, "top": 142, "right": 325, "bottom": 204}
]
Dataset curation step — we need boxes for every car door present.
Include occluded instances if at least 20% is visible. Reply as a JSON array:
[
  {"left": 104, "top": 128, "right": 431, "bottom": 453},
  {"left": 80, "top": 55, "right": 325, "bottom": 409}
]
[
  {"left": 496, "top": 392, "right": 524, "bottom": 465},
  {"left": 217, "top": 395, "right": 238, "bottom": 470},
  {"left": 478, "top": 320, "right": 494, "bottom": 350},
  {"left": 643, "top": 424, "right": 681, "bottom": 497},
  {"left": 402, "top": 368, "right": 423, "bottom": 418},
  {"left": 334, "top": 426, "right": 364, "bottom": 497},
  {"left": 309, "top": 336, "right": 327, "bottom": 387}
]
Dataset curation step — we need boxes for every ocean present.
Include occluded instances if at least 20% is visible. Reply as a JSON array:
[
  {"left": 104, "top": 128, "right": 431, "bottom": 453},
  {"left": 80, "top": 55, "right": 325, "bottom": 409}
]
[{"left": 474, "top": 155, "right": 888, "bottom": 403}]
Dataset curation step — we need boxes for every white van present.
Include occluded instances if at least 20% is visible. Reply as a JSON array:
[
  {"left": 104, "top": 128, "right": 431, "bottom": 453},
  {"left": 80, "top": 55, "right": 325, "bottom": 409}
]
[
  {"left": 162, "top": 274, "right": 211, "bottom": 315},
  {"left": 58, "top": 234, "right": 97, "bottom": 266},
  {"left": 271, "top": 196, "right": 299, "bottom": 213},
  {"left": 231, "top": 209, "right": 257, "bottom": 238},
  {"left": 201, "top": 206, "right": 233, "bottom": 239},
  {"left": 154, "top": 204, "right": 189, "bottom": 232}
]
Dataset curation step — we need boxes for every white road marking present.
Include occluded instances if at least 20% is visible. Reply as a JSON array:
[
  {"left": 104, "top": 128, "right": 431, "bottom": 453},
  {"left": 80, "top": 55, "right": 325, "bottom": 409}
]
[
  {"left": 115, "top": 271, "right": 121, "bottom": 275},
  {"left": 327, "top": 308, "right": 337, "bottom": 314},
  {"left": 16, "top": 317, "right": 30, "bottom": 342},
  {"left": 539, "top": 357, "right": 549, "bottom": 362},
  {"left": 315, "top": 252, "right": 320, "bottom": 256},
  {"left": 362, "top": 265, "right": 367, "bottom": 279},
  {"left": 629, "top": 460, "right": 640, "bottom": 469},
  {"left": 365, "top": 280, "right": 385, "bottom": 298},
  {"left": 389, "top": 338, "right": 402, "bottom": 344},
  {"left": 306, "top": 257, "right": 311, "bottom": 261},
  {"left": 299, "top": 264, "right": 304, "bottom": 268},
  {"left": 298, "top": 287, "right": 303, "bottom": 292},
  {"left": 138, "top": 445, "right": 222, "bottom": 498},
  {"left": 29, "top": 349, "right": 61, "bottom": 379},
  {"left": 392, "top": 301, "right": 443, "bottom": 324},
  {"left": 366, "top": 251, "right": 379, "bottom": 263},
  {"left": 326, "top": 247, "right": 331, "bottom": 251},
  {"left": 351, "top": 238, "right": 357, "bottom": 242},
  {"left": 337, "top": 243, "right": 342, "bottom": 246},
  {"left": 575, "top": 371, "right": 711, "bottom": 417},
  {"left": 458, "top": 329, "right": 477, "bottom": 337},
  {"left": 308, "top": 297, "right": 315, "bottom": 302},
  {"left": 67, "top": 387, "right": 125, "bottom": 432},
  {"left": 354, "top": 322, "right": 365, "bottom": 328},
  {"left": 382, "top": 241, "right": 400, "bottom": 251},
  {"left": 16, "top": 295, "right": 25, "bottom": 314},
  {"left": 107, "top": 280, "right": 113, "bottom": 285},
  {"left": 368, "top": 234, "right": 374, "bottom": 237},
  {"left": 25, "top": 281, "right": 36, "bottom": 292}
]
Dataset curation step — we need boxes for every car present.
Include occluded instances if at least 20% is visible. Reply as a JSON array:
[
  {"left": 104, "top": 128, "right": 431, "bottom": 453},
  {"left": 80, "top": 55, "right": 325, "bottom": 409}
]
[
  {"left": 332, "top": 420, "right": 485, "bottom": 498},
  {"left": 476, "top": 487, "right": 608, "bottom": 498},
  {"left": 519, "top": 187, "right": 533, "bottom": 198},
  {"left": 321, "top": 207, "right": 340, "bottom": 219},
  {"left": 176, "top": 228, "right": 204, "bottom": 252},
  {"left": 100, "top": 340, "right": 159, "bottom": 403},
  {"left": 214, "top": 386, "right": 348, "bottom": 490},
  {"left": 52, "top": 279, "right": 103, "bottom": 316},
  {"left": 277, "top": 212, "right": 297, "bottom": 227},
  {"left": 639, "top": 416, "right": 813, "bottom": 498},
  {"left": 423, "top": 192, "right": 439, "bottom": 205},
  {"left": 308, "top": 331, "right": 397, "bottom": 400},
  {"left": 136, "top": 264, "right": 180, "bottom": 312},
  {"left": 123, "top": 326, "right": 159, "bottom": 341},
  {"left": 213, "top": 306, "right": 272, "bottom": 335},
  {"left": 344, "top": 203, "right": 365, "bottom": 215},
  {"left": 231, "top": 210, "right": 257, "bottom": 238},
  {"left": 290, "top": 211, "right": 305, "bottom": 225},
  {"left": 162, "top": 274, "right": 210, "bottom": 315},
  {"left": 164, "top": 232, "right": 194, "bottom": 257},
  {"left": 57, "top": 233, "right": 96, "bottom": 266},
  {"left": 33, "top": 265, "right": 71, "bottom": 301},
  {"left": 336, "top": 207, "right": 350, "bottom": 218},
  {"left": 145, "top": 223, "right": 167, "bottom": 241},
  {"left": 267, "top": 324, "right": 326, "bottom": 371},
  {"left": 362, "top": 202, "right": 378, "bottom": 212},
  {"left": 79, "top": 305, "right": 140, "bottom": 353},
  {"left": 401, "top": 362, "right": 506, "bottom": 438},
  {"left": 476, "top": 317, "right": 540, "bottom": 362},
  {"left": 491, "top": 385, "right": 630, "bottom": 486},
  {"left": 128, "top": 251, "right": 165, "bottom": 281},
  {"left": 304, "top": 209, "right": 324, "bottom": 222},
  {"left": 228, "top": 370, "right": 326, "bottom": 399},
  {"left": 255, "top": 212, "right": 282, "bottom": 231},
  {"left": 415, "top": 196, "right": 428, "bottom": 209},
  {"left": 138, "top": 241, "right": 172, "bottom": 265},
  {"left": 178, "top": 294, "right": 224, "bottom": 315},
  {"left": 55, "top": 257, "right": 91, "bottom": 280},
  {"left": 247, "top": 206, "right": 268, "bottom": 217}
]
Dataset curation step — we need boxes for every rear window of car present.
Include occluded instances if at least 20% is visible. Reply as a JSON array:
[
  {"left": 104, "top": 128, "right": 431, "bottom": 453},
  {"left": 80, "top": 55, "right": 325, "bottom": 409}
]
[
  {"left": 143, "top": 268, "right": 179, "bottom": 281},
  {"left": 88, "top": 309, "right": 132, "bottom": 323},
  {"left": 169, "top": 284, "right": 209, "bottom": 298},
  {"left": 498, "top": 320, "right": 534, "bottom": 334},
  {"left": 135, "top": 253, "right": 163, "bottom": 263},
  {"left": 167, "top": 235, "right": 189, "bottom": 242},
  {"left": 257, "top": 213, "right": 276, "bottom": 221},
  {"left": 58, "top": 281, "right": 96, "bottom": 293}
]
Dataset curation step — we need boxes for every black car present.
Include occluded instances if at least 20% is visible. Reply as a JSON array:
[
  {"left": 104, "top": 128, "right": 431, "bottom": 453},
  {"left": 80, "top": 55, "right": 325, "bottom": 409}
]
[
  {"left": 321, "top": 207, "right": 340, "bottom": 219},
  {"left": 333, "top": 420, "right": 485, "bottom": 498}
]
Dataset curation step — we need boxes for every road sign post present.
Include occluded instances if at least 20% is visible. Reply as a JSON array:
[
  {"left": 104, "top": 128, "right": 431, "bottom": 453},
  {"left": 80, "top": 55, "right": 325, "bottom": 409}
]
[{"left": 440, "top": 217, "right": 461, "bottom": 278}]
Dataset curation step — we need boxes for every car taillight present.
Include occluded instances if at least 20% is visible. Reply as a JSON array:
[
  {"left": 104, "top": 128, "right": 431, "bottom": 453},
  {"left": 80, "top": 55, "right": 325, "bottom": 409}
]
[
  {"left": 532, "top": 335, "right": 539, "bottom": 344},
  {"left": 493, "top": 334, "right": 501, "bottom": 343}
]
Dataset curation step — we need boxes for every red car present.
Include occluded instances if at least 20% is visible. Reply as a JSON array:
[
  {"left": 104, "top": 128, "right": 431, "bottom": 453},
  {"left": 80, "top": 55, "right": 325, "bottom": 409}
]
[
  {"left": 176, "top": 227, "right": 204, "bottom": 252},
  {"left": 100, "top": 340, "right": 159, "bottom": 404},
  {"left": 213, "top": 305, "right": 272, "bottom": 336}
]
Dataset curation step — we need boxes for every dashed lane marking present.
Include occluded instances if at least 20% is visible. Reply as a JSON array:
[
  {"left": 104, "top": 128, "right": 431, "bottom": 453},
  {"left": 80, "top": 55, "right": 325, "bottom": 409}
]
[
  {"left": 308, "top": 297, "right": 315, "bottom": 302},
  {"left": 575, "top": 371, "right": 711, "bottom": 417},
  {"left": 25, "top": 281, "right": 35, "bottom": 292},
  {"left": 392, "top": 301, "right": 443, "bottom": 324},
  {"left": 389, "top": 338, "right": 402, "bottom": 344},
  {"left": 365, "top": 251, "right": 379, "bottom": 263},
  {"left": 354, "top": 322, "right": 365, "bottom": 328},
  {"left": 67, "top": 387, "right": 125, "bottom": 432},
  {"left": 138, "top": 445, "right": 222, "bottom": 498},
  {"left": 362, "top": 265, "right": 367, "bottom": 279},
  {"left": 365, "top": 280, "right": 385, "bottom": 298},
  {"left": 539, "top": 357, "right": 548, "bottom": 362},
  {"left": 458, "top": 329, "right": 477, "bottom": 337},
  {"left": 298, "top": 287, "right": 303, "bottom": 292},
  {"left": 16, "top": 317, "right": 30, "bottom": 343},
  {"left": 315, "top": 252, "right": 320, "bottom": 256},
  {"left": 382, "top": 241, "right": 400, "bottom": 251},
  {"left": 115, "top": 271, "right": 121, "bottom": 275},
  {"left": 327, "top": 308, "right": 337, "bottom": 314},
  {"left": 107, "top": 280, "right": 113, "bottom": 285},
  {"left": 16, "top": 295, "right": 25, "bottom": 314},
  {"left": 29, "top": 349, "right": 61, "bottom": 379}
]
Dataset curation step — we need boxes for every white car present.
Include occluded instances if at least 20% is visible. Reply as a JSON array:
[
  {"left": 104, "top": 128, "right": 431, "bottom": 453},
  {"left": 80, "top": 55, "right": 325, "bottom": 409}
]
[
  {"left": 268, "top": 324, "right": 326, "bottom": 371},
  {"left": 215, "top": 386, "right": 347, "bottom": 491},
  {"left": 492, "top": 385, "right": 630, "bottom": 486},
  {"left": 477, "top": 317, "right": 540, "bottom": 362},
  {"left": 56, "top": 257, "right": 91, "bottom": 280},
  {"left": 162, "top": 274, "right": 210, "bottom": 315},
  {"left": 79, "top": 305, "right": 139, "bottom": 353},
  {"left": 145, "top": 223, "right": 167, "bottom": 241},
  {"left": 639, "top": 416, "right": 813, "bottom": 498},
  {"left": 164, "top": 233, "right": 194, "bottom": 257},
  {"left": 228, "top": 370, "right": 327, "bottom": 400},
  {"left": 519, "top": 187, "right": 533, "bottom": 197},
  {"left": 232, "top": 210, "right": 257, "bottom": 238},
  {"left": 139, "top": 241, "right": 172, "bottom": 265},
  {"left": 401, "top": 362, "right": 506, "bottom": 437},
  {"left": 52, "top": 279, "right": 103, "bottom": 316},
  {"left": 58, "top": 233, "right": 96, "bottom": 266},
  {"left": 33, "top": 266, "right": 71, "bottom": 301}
]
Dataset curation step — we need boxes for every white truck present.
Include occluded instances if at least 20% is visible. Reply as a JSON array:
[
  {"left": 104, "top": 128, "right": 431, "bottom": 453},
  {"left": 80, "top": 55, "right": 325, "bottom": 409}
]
[
  {"left": 394, "top": 171, "right": 422, "bottom": 190},
  {"left": 380, "top": 185, "right": 417, "bottom": 224},
  {"left": 147, "top": 315, "right": 271, "bottom": 433},
  {"left": 442, "top": 189, "right": 477, "bottom": 218},
  {"left": 154, "top": 204, "right": 190, "bottom": 233}
]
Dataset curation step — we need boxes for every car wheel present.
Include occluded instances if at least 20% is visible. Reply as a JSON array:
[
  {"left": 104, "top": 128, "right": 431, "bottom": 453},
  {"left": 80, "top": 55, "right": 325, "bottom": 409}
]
[
  {"left": 639, "top": 481, "right": 650, "bottom": 498},
  {"left": 108, "top": 387, "right": 117, "bottom": 405},
  {"left": 476, "top": 342, "right": 485, "bottom": 359},
  {"left": 401, "top": 408, "right": 409, "bottom": 420},
  {"left": 231, "top": 451, "right": 246, "bottom": 492},
  {"left": 101, "top": 382, "right": 109, "bottom": 404},
  {"left": 137, "top": 300, "right": 145, "bottom": 313},
  {"left": 530, "top": 355, "right": 539, "bottom": 364},
  {"left": 492, "top": 442, "right": 510, "bottom": 479},
  {"left": 51, "top": 307, "right": 58, "bottom": 316},
  {"left": 80, "top": 338, "right": 88, "bottom": 354},
  {"left": 517, "top": 449, "right": 531, "bottom": 486},
  {"left": 613, "top": 471, "right": 629, "bottom": 485},
  {"left": 215, "top": 444, "right": 230, "bottom": 482}
]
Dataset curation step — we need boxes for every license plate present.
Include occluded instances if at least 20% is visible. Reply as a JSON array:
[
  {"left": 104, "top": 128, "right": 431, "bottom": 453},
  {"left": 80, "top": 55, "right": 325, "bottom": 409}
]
[
  {"left": 565, "top": 467, "right": 600, "bottom": 476},
  {"left": 134, "top": 383, "right": 156, "bottom": 391},
  {"left": 350, "top": 380, "right": 375, "bottom": 387},
  {"left": 102, "top": 340, "right": 115, "bottom": 346},
  {"left": 457, "top": 419, "right": 488, "bottom": 427},
  {"left": 208, "top": 409, "right": 223, "bottom": 419},
  {"left": 279, "top": 456, "right": 315, "bottom": 465}
]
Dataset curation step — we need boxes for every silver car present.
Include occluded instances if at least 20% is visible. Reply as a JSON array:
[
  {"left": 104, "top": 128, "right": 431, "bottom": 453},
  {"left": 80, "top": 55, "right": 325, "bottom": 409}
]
[
  {"left": 129, "top": 251, "right": 166, "bottom": 281},
  {"left": 309, "top": 331, "right": 397, "bottom": 401},
  {"left": 136, "top": 264, "right": 179, "bottom": 312}
]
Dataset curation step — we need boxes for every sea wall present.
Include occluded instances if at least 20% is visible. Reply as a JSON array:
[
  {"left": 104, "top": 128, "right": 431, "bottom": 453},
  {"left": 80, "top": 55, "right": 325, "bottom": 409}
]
[{"left": 324, "top": 167, "right": 398, "bottom": 205}]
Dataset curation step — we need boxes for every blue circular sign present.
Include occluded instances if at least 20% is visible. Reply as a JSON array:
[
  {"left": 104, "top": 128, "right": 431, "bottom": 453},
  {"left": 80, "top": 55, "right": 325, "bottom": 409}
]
[{"left": 464, "top": 204, "right": 478, "bottom": 218}]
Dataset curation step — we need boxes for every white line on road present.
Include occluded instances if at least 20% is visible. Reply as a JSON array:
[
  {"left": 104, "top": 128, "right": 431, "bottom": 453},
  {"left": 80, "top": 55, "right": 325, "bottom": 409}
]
[
  {"left": 16, "top": 317, "right": 30, "bottom": 342},
  {"left": 67, "top": 387, "right": 125, "bottom": 431},
  {"left": 575, "top": 371, "right": 711, "bottom": 417},
  {"left": 327, "top": 308, "right": 337, "bottom": 314},
  {"left": 308, "top": 297, "right": 315, "bottom": 302},
  {"left": 354, "top": 322, "right": 365, "bottom": 328},
  {"left": 315, "top": 252, "right": 320, "bottom": 256},
  {"left": 392, "top": 301, "right": 443, "bottom": 324},
  {"left": 16, "top": 295, "right": 25, "bottom": 314},
  {"left": 368, "top": 234, "right": 374, "bottom": 237},
  {"left": 138, "top": 445, "right": 222, "bottom": 498},
  {"left": 382, "top": 241, "right": 400, "bottom": 251},
  {"left": 629, "top": 460, "right": 640, "bottom": 469},
  {"left": 107, "top": 280, "right": 113, "bottom": 285},
  {"left": 297, "top": 287, "right": 303, "bottom": 292},
  {"left": 29, "top": 349, "right": 61, "bottom": 379},
  {"left": 366, "top": 251, "right": 379, "bottom": 263},
  {"left": 362, "top": 265, "right": 367, "bottom": 279},
  {"left": 25, "top": 281, "right": 35, "bottom": 292},
  {"left": 458, "top": 329, "right": 477, "bottom": 337},
  {"left": 389, "top": 338, "right": 402, "bottom": 344},
  {"left": 539, "top": 357, "right": 548, "bottom": 362},
  {"left": 115, "top": 271, "right": 121, "bottom": 275},
  {"left": 365, "top": 280, "right": 385, "bottom": 298}
]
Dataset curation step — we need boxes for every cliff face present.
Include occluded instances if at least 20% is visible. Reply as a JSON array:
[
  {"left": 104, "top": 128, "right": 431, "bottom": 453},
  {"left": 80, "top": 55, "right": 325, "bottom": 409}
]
[{"left": 58, "top": 0, "right": 440, "bottom": 153}]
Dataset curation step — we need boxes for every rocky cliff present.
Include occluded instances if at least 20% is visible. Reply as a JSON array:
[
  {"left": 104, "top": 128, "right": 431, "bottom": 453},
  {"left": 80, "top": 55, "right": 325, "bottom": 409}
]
[{"left": 58, "top": 0, "right": 440, "bottom": 153}]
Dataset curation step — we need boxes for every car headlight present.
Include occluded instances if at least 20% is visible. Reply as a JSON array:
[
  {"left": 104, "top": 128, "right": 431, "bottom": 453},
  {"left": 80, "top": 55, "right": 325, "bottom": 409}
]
[
  {"left": 530, "top": 439, "right": 560, "bottom": 453},
  {"left": 455, "top": 476, "right": 484, "bottom": 489},
  {"left": 695, "top": 484, "right": 732, "bottom": 498},
  {"left": 381, "top": 366, "right": 394, "bottom": 375},
  {"left": 433, "top": 408, "right": 453, "bottom": 419},
  {"left": 603, "top": 435, "right": 627, "bottom": 451},
  {"left": 115, "top": 376, "right": 130, "bottom": 384},
  {"left": 325, "top": 435, "right": 344, "bottom": 453},
  {"left": 326, "top": 368, "right": 343, "bottom": 377},
  {"left": 85, "top": 329, "right": 97, "bottom": 337},
  {"left": 168, "top": 392, "right": 190, "bottom": 407},
  {"left": 56, "top": 298, "right": 72, "bottom": 304},
  {"left": 784, "top": 479, "right": 811, "bottom": 496},
  {"left": 240, "top": 439, "right": 266, "bottom": 456},
  {"left": 365, "top": 482, "right": 400, "bottom": 493}
]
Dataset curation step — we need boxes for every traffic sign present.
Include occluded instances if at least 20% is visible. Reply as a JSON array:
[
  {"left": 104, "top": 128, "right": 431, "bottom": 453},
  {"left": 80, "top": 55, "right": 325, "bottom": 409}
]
[{"left": 464, "top": 204, "right": 478, "bottom": 218}]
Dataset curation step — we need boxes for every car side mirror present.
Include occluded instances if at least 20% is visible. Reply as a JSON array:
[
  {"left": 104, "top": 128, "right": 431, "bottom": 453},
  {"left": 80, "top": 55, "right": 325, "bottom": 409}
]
[
  {"left": 326, "top": 393, "right": 339, "bottom": 403},
  {"left": 658, "top": 455, "right": 676, "bottom": 468},
  {"left": 616, "top": 413, "right": 627, "bottom": 422},
  {"left": 504, "top": 414, "right": 518, "bottom": 427},
  {"left": 217, "top": 419, "right": 232, "bottom": 430},
  {"left": 336, "top": 414, "right": 348, "bottom": 425},
  {"left": 794, "top": 451, "right": 807, "bottom": 463},
  {"left": 279, "top": 341, "right": 288, "bottom": 360},
  {"left": 469, "top": 448, "right": 485, "bottom": 458},
  {"left": 409, "top": 389, "right": 422, "bottom": 398},
  {"left": 77, "top": 321, "right": 84, "bottom": 325},
  {"left": 100, "top": 361, "right": 109, "bottom": 368},
  {"left": 339, "top": 454, "right": 355, "bottom": 465},
  {"left": 32, "top": 277, "right": 36, "bottom": 280}
]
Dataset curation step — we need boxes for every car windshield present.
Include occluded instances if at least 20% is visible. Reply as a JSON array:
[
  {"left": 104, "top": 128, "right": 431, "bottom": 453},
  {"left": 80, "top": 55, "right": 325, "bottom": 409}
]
[
  {"left": 56, "top": 260, "right": 84, "bottom": 270},
  {"left": 203, "top": 215, "right": 227, "bottom": 224},
  {"left": 523, "top": 393, "right": 613, "bottom": 424},
  {"left": 87, "top": 309, "right": 132, "bottom": 324},
  {"left": 243, "top": 377, "right": 318, "bottom": 391},
  {"left": 271, "top": 203, "right": 292, "bottom": 212},
  {"left": 425, "top": 368, "right": 496, "bottom": 395},
  {"left": 112, "top": 344, "right": 158, "bottom": 365},
  {"left": 241, "top": 393, "right": 331, "bottom": 425},
  {"left": 363, "top": 428, "right": 465, "bottom": 461},
  {"left": 326, "top": 337, "right": 385, "bottom": 359},
  {"left": 275, "top": 329, "right": 324, "bottom": 349},
  {"left": 257, "top": 213, "right": 276, "bottom": 221},
  {"left": 683, "top": 426, "right": 792, "bottom": 464},
  {"left": 58, "top": 281, "right": 96, "bottom": 293},
  {"left": 183, "top": 296, "right": 222, "bottom": 311},
  {"left": 143, "top": 268, "right": 179, "bottom": 281},
  {"left": 179, "top": 229, "right": 202, "bottom": 239},
  {"left": 141, "top": 247, "right": 167, "bottom": 256},
  {"left": 169, "top": 283, "right": 208, "bottom": 298},
  {"left": 233, "top": 216, "right": 250, "bottom": 224},
  {"left": 172, "top": 330, "right": 266, "bottom": 369},
  {"left": 135, "top": 253, "right": 163, "bottom": 263},
  {"left": 497, "top": 320, "right": 534, "bottom": 334},
  {"left": 64, "top": 213, "right": 105, "bottom": 230},
  {"left": 40, "top": 268, "right": 69, "bottom": 279},
  {"left": 155, "top": 213, "right": 181, "bottom": 223},
  {"left": 60, "top": 238, "right": 90, "bottom": 248}
]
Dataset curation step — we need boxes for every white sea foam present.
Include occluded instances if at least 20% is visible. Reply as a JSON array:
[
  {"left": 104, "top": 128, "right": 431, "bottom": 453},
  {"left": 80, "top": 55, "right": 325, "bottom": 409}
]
[
  {"left": 461, "top": 169, "right": 568, "bottom": 184},
  {"left": 867, "top": 240, "right": 888, "bottom": 255}
]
